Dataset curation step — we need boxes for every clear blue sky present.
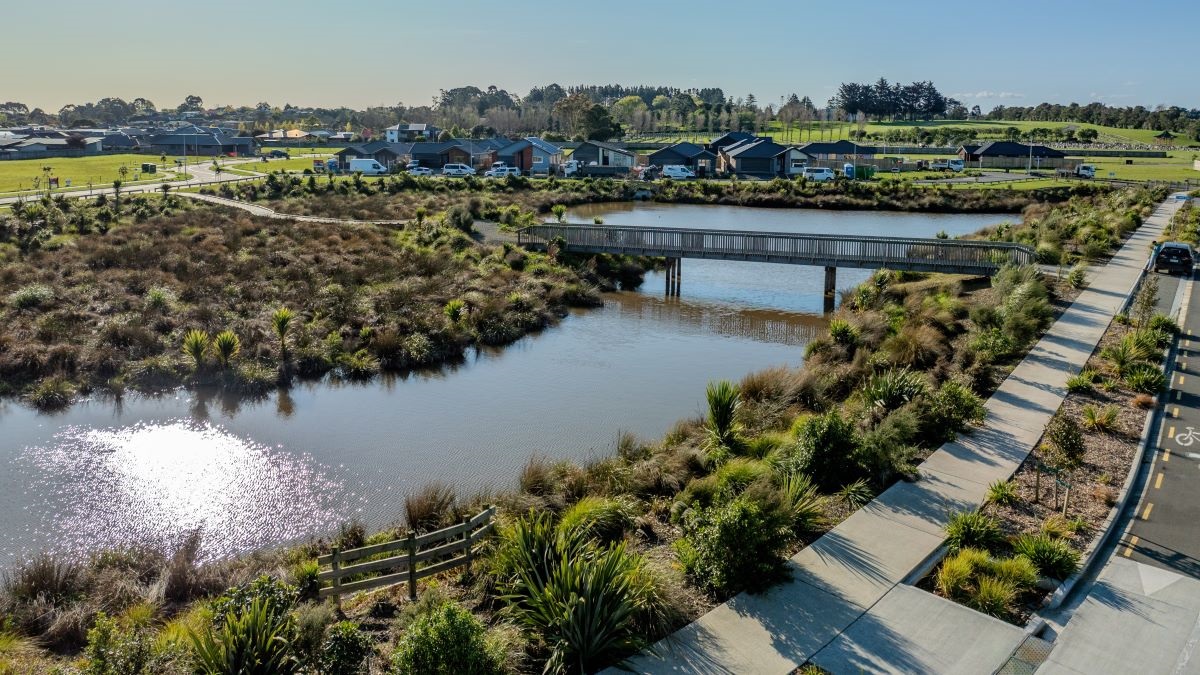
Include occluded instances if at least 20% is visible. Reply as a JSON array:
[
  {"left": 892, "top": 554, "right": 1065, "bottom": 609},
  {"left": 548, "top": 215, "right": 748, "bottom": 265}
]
[{"left": 4, "top": 0, "right": 1197, "bottom": 112}]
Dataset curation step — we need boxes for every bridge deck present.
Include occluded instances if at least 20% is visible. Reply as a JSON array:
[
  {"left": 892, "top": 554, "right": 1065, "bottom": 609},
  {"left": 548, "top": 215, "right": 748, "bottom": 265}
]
[{"left": 517, "top": 224, "right": 1033, "bottom": 275}]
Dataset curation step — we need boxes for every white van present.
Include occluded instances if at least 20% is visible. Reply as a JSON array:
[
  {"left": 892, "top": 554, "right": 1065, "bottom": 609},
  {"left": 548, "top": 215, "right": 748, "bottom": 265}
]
[
  {"left": 441, "top": 163, "right": 475, "bottom": 177},
  {"left": 802, "top": 167, "right": 836, "bottom": 182},
  {"left": 662, "top": 165, "right": 695, "bottom": 180},
  {"left": 348, "top": 158, "right": 389, "bottom": 175}
]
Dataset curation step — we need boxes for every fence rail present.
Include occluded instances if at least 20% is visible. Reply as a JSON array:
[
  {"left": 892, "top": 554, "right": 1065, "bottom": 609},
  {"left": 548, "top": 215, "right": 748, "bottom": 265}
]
[
  {"left": 317, "top": 506, "right": 495, "bottom": 600},
  {"left": 518, "top": 225, "right": 1034, "bottom": 274}
]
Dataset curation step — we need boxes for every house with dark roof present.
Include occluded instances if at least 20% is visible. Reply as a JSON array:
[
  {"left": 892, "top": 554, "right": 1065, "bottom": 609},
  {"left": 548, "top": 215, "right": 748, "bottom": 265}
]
[
  {"left": 648, "top": 142, "right": 717, "bottom": 177},
  {"left": 334, "top": 141, "right": 414, "bottom": 171},
  {"left": 706, "top": 131, "right": 757, "bottom": 155},
  {"left": 496, "top": 137, "right": 564, "bottom": 175},
  {"left": 148, "top": 125, "right": 254, "bottom": 156},
  {"left": 794, "top": 140, "right": 876, "bottom": 160},
  {"left": 571, "top": 141, "right": 636, "bottom": 168},
  {"left": 385, "top": 123, "right": 441, "bottom": 143},
  {"left": 716, "top": 138, "right": 808, "bottom": 177},
  {"left": 958, "top": 141, "right": 1067, "bottom": 168}
]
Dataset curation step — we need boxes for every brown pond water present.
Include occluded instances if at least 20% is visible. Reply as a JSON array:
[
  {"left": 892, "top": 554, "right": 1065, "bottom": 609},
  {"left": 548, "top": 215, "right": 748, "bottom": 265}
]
[{"left": 0, "top": 204, "right": 1005, "bottom": 563}]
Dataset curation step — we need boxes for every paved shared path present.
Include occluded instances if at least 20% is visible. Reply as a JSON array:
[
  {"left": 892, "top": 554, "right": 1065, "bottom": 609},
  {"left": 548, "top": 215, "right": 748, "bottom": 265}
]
[
  {"left": 1037, "top": 264, "right": 1200, "bottom": 674},
  {"left": 616, "top": 195, "right": 1186, "bottom": 674}
]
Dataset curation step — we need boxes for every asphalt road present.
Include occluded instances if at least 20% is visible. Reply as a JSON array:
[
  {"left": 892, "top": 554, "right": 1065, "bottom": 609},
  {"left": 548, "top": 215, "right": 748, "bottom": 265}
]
[{"left": 1122, "top": 269, "right": 1200, "bottom": 576}]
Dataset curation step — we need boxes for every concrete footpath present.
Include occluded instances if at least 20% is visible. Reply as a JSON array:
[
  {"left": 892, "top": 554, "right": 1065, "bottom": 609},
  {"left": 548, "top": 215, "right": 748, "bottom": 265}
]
[{"left": 617, "top": 196, "right": 1185, "bottom": 674}]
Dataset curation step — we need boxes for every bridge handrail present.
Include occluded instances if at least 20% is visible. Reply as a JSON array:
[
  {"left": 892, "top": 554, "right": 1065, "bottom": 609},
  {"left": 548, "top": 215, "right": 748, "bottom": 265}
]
[{"left": 518, "top": 223, "right": 1033, "bottom": 253}]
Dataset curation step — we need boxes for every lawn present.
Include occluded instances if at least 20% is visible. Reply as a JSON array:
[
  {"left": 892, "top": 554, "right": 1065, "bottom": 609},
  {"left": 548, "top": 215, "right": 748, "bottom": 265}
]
[
  {"left": 233, "top": 156, "right": 335, "bottom": 174},
  {"left": 628, "top": 120, "right": 1198, "bottom": 148},
  {"left": 0, "top": 154, "right": 178, "bottom": 193},
  {"left": 1067, "top": 153, "right": 1200, "bottom": 182}
]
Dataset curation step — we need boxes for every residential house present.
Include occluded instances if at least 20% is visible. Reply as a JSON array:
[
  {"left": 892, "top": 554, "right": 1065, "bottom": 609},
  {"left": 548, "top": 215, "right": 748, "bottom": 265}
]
[
  {"left": 496, "top": 137, "right": 564, "bottom": 175},
  {"left": 958, "top": 141, "right": 1067, "bottom": 169},
  {"left": 334, "top": 141, "right": 413, "bottom": 171},
  {"left": 647, "top": 141, "right": 717, "bottom": 177},
  {"left": 717, "top": 138, "right": 807, "bottom": 177},
  {"left": 385, "top": 123, "right": 441, "bottom": 143},
  {"left": 255, "top": 129, "right": 315, "bottom": 144},
  {"left": 0, "top": 136, "right": 105, "bottom": 157},
  {"left": 571, "top": 141, "right": 636, "bottom": 168},
  {"left": 148, "top": 125, "right": 255, "bottom": 156},
  {"left": 329, "top": 131, "right": 356, "bottom": 143},
  {"left": 794, "top": 140, "right": 876, "bottom": 161},
  {"left": 706, "top": 131, "right": 757, "bottom": 155}
]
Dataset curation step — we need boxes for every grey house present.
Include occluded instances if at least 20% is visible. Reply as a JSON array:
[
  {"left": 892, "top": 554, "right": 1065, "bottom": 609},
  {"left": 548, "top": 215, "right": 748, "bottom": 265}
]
[
  {"left": 647, "top": 141, "right": 717, "bottom": 176},
  {"left": 572, "top": 140, "right": 635, "bottom": 167}
]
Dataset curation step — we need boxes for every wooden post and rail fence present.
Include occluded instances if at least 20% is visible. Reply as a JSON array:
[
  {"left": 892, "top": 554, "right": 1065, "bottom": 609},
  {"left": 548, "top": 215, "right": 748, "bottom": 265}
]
[{"left": 317, "top": 506, "right": 496, "bottom": 601}]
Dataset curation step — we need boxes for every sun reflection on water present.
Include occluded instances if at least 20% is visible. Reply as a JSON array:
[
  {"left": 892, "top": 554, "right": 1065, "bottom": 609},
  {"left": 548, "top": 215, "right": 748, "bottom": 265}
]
[{"left": 17, "top": 420, "right": 348, "bottom": 561}]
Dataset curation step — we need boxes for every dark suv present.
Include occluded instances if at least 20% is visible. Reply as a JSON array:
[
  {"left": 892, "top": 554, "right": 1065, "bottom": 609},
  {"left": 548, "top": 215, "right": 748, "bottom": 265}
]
[{"left": 1154, "top": 242, "right": 1194, "bottom": 275}]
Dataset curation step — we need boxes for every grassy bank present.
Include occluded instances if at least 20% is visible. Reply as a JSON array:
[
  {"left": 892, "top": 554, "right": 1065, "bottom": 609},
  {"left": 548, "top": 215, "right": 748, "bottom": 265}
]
[
  {"left": 0, "top": 187, "right": 1166, "bottom": 674},
  {"left": 0, "top": 194, "right": 643, "bottom": 409}
]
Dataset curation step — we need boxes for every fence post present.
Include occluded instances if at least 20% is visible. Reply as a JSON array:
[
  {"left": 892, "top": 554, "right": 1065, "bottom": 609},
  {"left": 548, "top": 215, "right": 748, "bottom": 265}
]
[
  {"left": 462, "top": 515, "right": 473, "bottom": 577},
  {"left": 406, "top": 532, "right": 418, "bottom": 601},
  {"left": 330, "top": 547, "right": 341, "bottom": 608}
]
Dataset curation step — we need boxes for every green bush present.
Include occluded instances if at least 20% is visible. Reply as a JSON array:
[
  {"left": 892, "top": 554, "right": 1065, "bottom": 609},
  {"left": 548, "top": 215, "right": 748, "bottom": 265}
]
[
  {"left": 85, "top": 612, "right": 153, "bottom": 675},
  {"left": 319, "top": 621, "right": 372, "bottom": 675},
  {"left": 190, "top": 598, "right": 298, "bottom": 675},
  {"left": 986, "top": 480, "right": 1019, "bottom": 507},
  {"left": 922, "top": 379, "right": 986, "bottom": 444},
  {"left": 827, "top": 318, "right": 859, "bottom": 347},
  {"left": 1066, "top": 264, "right": 1088, "bottom": 289},
  {"left": 935, "top": 552, "right": 974, "bottom": 599},
  {"left": 968, "top": 575, "right": 1017, "bottom": 620},
  {"left": 1065, "top": 367, "right": 1099, "bottom": 393},
  {"left": 557, "top": 496, "right": 636, "bottom": 544},
  {"left": 1148, "top": 313, "right": 1180, "bottom": 335},
  {"left": 989, "top": 555, "right": 1039, "bottom": 590},
  {"left": 392, "top": 601, "right": 504, "bottom": 674},
  {"left": 793, "top": 409, "right": 860, "bottom": 490},
  {"left": 7, "top": 283, "right": 54, "bottom": 310},
  {"left": 210, "top": 575, "right": 298, "bottom": 627},
  {"left": 1011, "top": 534, "right": 1080, "bottom": 580},
  {"left": 780, "top": 473, "right": 827, "bottom": 535},
  {"left": 1124, "top": 362, "right": 1165, "bottom": 394},
  {"left": 1045, "top": 415, "right": 1086, "bottom": 469},
  {"left": 944, "top": 511, "right": 1004, "bottom": 553},
  {"left": 289, "top": 560, "right": 321, "bottom": 600},
  {"left": 675, "top": 493, "right": 793, "bottom": 595},
  {"left": 862, "top": 368, "right": 927, "bottom": 412},
  {"left": 704, "top": 379, "right": 742, "bottom": 455}
]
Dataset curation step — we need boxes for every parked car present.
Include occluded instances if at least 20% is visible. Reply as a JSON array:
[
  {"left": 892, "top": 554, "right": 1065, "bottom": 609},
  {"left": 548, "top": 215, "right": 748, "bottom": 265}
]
[
  {"left": 484, "top": 165, "right": 521, "bottom": 178},
  {"left": 802, "top": 167, "right": 836, "bottom": 182},
  {"left": 441, "top": 163, "right": 475, "bottom": 177},
  {"left": 268, "top": 150, "right": 289, "bottom": 158},
  {"left": 408, "top": 166, "right": 433, "bottom": 177},
  {"left": 1154, "top": 242, "right": 1194, "bottom": 275},
  {"left": 405, "top": 160, "right": 421, "bottom": 171},
  {"left": 662, "top": 165, "right": 695, "bottom": 180},
  {"left": 348, "top": 158, "right": 388, "bottom": 176}
]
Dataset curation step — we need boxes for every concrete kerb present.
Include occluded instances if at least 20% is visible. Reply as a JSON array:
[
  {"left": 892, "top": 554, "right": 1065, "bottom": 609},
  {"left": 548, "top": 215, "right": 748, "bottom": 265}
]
[{"left": 1042, "top": 272, "right": 1186, "bottom": 611}]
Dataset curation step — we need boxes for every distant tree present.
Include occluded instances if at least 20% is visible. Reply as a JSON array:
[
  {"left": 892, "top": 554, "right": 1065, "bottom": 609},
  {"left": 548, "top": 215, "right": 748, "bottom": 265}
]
[
  {"left": 1077, "top": 128, "right": 1099, "bottom": 143},
  {"left": 437, "top": 129, "right": 452, "bottom": 142},
  {"left": 583, "top": 105, "right": 620, "bottom": 141},
  {"left": 178, "top": 94, "right": 204, "bottom": 112}
]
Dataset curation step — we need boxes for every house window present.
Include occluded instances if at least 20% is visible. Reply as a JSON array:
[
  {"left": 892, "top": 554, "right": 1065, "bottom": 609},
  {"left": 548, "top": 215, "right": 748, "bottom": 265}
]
[
  {"left": 533, "top": 156, "right": 544, "bottom": 164},
  {"left": 791, "top": 159, "right": 806, "bottom": 169}
]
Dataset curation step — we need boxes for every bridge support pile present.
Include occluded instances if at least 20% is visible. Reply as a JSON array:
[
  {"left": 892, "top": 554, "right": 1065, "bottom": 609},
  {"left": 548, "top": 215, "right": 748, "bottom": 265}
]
[
  {"left": 824, "top": 266, "right": 836, "bottom": 312},
  {"left": 665, "top": 257, "right": 681, "bottom": 296}
]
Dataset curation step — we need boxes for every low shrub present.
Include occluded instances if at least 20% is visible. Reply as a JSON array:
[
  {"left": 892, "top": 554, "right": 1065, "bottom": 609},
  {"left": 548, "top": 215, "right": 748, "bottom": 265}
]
[
  {"left": 944, "top": 511, "right": 1004, "bottom": 553},
  {"left": 26, "top": 375, "right": 76, "bottom": 410},
  {"left": 84, "top": 611, "right": 153, "bottom": 675},
  {"left": 989, "top": 555, "right": 1039, "bottom": 589},
  {"left": 393, "top": 602, "right": 505, "bottom": 674},
  {"left": 1081, "top": 404, "right": 1119, "bottom": 433},
  {"left": 836, "top": 478, "right": 874, "bottom": 509},
  {"left": 968, "top": 575, "right": 1018, "bottom": 619},
  {"left": 703, "top": 379, "right": 742, "bottom": 456},
  {"left": 1124, "top": 362, "right": 1166, "bottom": 394},
  {"left": 1011, "top": 533, "right": 1080, "bottom": 580},
  {"left": 1044, "top": 415, "right": 1086, "bottom": 469},
  {"left": 922, "top": 380, "right": 986, "bottom": 444},
  {"left": 557, "top": 496, "right": 636, "bottom": 544},
  {"left": 780, "top": 473, "right": 827, "bottom": 535},
  {"left": 190, "top": 598, "right": 297, "bottom": 675},
  {"left": 793, "top": 409, "right": 860, "bottom": 490},
  {"left": 675, "top": 493, "right": 793, "bottom": 595},
  {"left": 827, "top": 318, "right": 859, "bottom": 347},
  {"left": 7, "top": 283, "right": 54, "bottom": 310},
  {"left": 986, "top": 480, "right": 1019, "bottom": 507},
  {"left": 1066, "top": 264, "right": 1088, "bottom": 289},
  {"left": 209, "top": 575, "right": 297, "bottom": 627},
  {"left": 319, "top": 621, "right": 372, "bottom": 675},
  {"left": 862, "top": 368, "right": 927, "bottom": 413},
  {"left": 1066, "top": 368, "right": 1099, "bottom": 393}
]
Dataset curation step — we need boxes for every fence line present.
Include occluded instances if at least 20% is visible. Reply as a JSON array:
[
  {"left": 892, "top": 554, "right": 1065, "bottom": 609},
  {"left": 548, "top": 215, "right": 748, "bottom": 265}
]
[{"left": 317, "top": 506, "right": 495, "bottom": 600}]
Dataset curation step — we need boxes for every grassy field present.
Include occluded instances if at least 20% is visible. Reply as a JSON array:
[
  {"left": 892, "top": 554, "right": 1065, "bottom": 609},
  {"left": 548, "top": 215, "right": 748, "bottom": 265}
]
[
  {"left": 1068, "top": 153, "right": 1199, "bottom": 182},
  {"left": 0, "top": 154, "right": 178, "bottom": 193},
  {"left": 231, "top": 155, "right": 335, "bottom": 174},
  {"left": 629, "top": 119, "right": 1197, "bottom": 147}
]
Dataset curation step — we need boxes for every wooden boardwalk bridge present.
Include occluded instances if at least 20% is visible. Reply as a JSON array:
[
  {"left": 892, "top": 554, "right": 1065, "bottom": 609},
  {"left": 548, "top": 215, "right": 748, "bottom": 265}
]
[{"left": 517, "top": 224, "right": 1034, "bottom": 300}]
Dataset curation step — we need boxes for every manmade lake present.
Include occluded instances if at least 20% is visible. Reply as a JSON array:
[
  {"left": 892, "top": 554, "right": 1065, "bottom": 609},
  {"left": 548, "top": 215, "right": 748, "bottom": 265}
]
[{"left": 0, "top": 204, "right": 1007, "bottom": 564}]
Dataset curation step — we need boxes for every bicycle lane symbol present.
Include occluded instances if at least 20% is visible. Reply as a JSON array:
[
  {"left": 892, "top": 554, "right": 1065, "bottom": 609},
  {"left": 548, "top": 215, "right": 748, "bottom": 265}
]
[{"left": 1174, "top": 427, "right": 1200, "bottom": 447}]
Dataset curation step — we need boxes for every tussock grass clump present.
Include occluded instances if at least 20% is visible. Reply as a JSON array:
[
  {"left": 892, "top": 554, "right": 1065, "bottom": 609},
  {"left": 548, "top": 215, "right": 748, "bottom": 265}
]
[
  {"left": 404, "top": 481, "right": 458, "bottom": 533},
  {"left": 944, "top": 511, "right": 1004, "bottom": 553},
  {"left": 1011, "top": 533, "right": 1080, "bottom": 580}
]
